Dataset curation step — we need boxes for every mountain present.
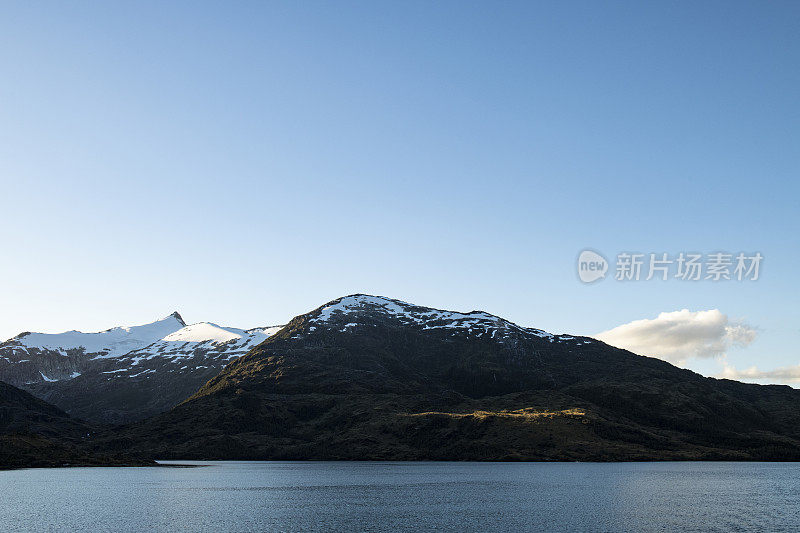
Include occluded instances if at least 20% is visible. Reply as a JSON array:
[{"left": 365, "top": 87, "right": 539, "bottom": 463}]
[
  {"left": 0, "top": 381, "right": 151, "bottom": 468},
  {"left": 96, "top": 294, "right": 800, "bottom": 461},
  {"left": 0, "top": 313, "right": 283, "bottom": 424}
]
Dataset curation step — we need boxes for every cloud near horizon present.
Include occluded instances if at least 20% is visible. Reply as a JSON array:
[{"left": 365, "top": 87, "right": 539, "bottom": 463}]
[
  {"left": 718, "top": 363, "right": 800, "bottom": 384},
  {"left": 594, "top": 309, "right": 757, "bottom": 366}
]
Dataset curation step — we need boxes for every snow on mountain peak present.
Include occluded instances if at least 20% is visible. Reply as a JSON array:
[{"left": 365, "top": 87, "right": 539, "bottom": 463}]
[
  {"left": 119, "top": 323, "right": 284, "bottom": 368},
  {"left": 1, "top": 314, "right": 286, "bottom": 394},
  {"left": 313, "top": 295, "right": 410, "bottom": 322},
  {"left": 14, "top": 313, "right": 186, "bottom": 357},
  {"left": 160, "top": 323, "right": 284, "bottom": 344},
  {"left": 163, "top": 323, "right": 249, "bottom": 343},
  {"left": 310, "top": 294, "right": 554, "bottom": 339}
]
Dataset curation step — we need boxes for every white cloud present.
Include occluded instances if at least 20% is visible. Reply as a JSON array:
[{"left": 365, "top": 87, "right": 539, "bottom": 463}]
[
  {"left": 718, "top": 363, "right": 800, "bottom": 384},
  {"left": 594, "top": 309, "right": 757, "bottom": 366}
]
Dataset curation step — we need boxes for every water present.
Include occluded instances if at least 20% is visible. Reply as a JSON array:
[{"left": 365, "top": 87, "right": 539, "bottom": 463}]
[{"left": 1, "top": 461, "right": 798, "bottom": 532}]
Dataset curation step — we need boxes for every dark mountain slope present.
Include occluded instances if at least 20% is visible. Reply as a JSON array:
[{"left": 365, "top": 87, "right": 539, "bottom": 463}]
[
  {"left": 0, "top": 381, "right": 152, "bottom": 468},
  {"left": 96, "top": 295, "right": 800, "bottom": 461}
]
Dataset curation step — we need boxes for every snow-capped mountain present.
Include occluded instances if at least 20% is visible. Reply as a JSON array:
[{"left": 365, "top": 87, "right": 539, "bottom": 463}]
[
  {"left": 11, "top": 294, "right": 800, "bottom": 464},
  {"left": 92, "top": 323, "right": 284, "bottom": 381},
  {"left": 13, "top": 312, "right": 188, "bottom": 359},
  {"left": 0, "top": 296, "right": 582, "bottom": 426},
  {"left": 0, "top": 313, "right": 283, "bottom": 424},
  {"left": 306, "top": 294, "right": 584, "bottom": 344},
  {"left": 124, "top": 293, "right": 800, "bottom": 462}
]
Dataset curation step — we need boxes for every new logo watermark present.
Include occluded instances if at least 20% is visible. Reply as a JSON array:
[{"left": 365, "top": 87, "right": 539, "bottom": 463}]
[
  {"left": 577, "top": 250, "right": 608, "bottom": 283},
  {"left": 577, "top": 250, "right": 762, "bottom": 283}
]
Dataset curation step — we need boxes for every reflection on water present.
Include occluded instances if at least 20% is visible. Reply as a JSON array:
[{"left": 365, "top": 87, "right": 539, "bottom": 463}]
[{"left": 1, "top": 461, "right": 797, "bottom": 532}]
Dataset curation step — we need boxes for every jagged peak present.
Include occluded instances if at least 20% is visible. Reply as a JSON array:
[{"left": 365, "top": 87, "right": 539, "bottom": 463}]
[{"left": 167, "top": 311, "right": 186, "bottom": 327}]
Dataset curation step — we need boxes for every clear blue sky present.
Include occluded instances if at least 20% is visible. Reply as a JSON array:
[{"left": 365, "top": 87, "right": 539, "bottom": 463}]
[{"left": 1, "top": 2, "right": 797, "bottom": 381}]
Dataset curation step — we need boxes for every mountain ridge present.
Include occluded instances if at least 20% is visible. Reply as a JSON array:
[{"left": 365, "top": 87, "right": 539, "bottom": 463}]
[{"left": 92, "top": 294, "right": 800, "bottom": 462}]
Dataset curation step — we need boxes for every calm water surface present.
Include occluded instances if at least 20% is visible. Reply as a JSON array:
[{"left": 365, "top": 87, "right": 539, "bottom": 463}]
[{"left": 1, "top": 461, "right": 798, "bottom": 532}]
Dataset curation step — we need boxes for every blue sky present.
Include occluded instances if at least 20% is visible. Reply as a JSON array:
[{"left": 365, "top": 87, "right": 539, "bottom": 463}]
[{"left": 1, "top": 2, "right": 797, "bottom": 382}]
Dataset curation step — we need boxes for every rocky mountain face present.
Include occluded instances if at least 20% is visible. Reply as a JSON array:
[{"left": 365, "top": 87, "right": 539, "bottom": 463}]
[
  {"left": 0, "top": 313, "right": 283, "bottom": 424},
  {"left": 96, "top": 294, "right": 800, "bottom": 461},
  {"left": 0, "top": 381, "right": 151, "bottom": 468}
]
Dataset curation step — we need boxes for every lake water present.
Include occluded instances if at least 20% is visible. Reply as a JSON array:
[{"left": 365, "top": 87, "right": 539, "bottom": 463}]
[{"left": 1, "top": 461, "right": 798, "bottom": 532}]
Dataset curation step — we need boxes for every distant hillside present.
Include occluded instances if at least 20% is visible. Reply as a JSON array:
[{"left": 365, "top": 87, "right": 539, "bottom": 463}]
[
  {"left": 0, "top": 381, "right": 152, "bottom": 468},
  {"left": 93, "top": 295, "right": 800, "bottom": 461}
]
